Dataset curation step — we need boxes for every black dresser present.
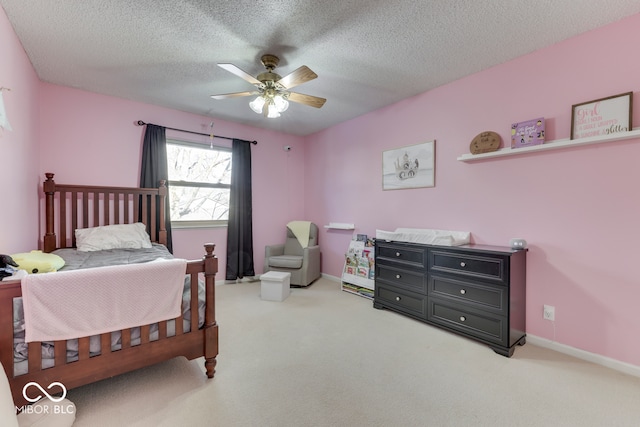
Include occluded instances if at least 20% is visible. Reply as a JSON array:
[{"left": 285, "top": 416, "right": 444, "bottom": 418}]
[{"left": 374, "top": 240, "right": 526, "bottom": 357}]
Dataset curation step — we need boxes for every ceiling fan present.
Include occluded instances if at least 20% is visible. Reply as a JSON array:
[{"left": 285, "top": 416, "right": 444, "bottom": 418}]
[{"left": 211, "top": 54, "right": 326, "bottom": 118}]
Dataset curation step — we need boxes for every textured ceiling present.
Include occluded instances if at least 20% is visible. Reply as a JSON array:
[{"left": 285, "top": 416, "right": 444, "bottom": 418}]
[{"left": 2, "top": 1, "right": 640, "bottom": 136}]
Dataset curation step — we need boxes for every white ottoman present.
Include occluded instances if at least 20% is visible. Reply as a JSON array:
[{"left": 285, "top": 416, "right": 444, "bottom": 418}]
[{"left": 261, "top": 271, "right": 291, "bottom": 301}]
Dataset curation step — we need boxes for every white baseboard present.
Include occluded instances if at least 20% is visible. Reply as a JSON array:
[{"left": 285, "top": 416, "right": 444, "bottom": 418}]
[
  {"left": 322, "top": 273, "right": 342, "bottom": 283},
  {"left": 323, "top": 274, "right": 640, "bottom": 378},
  {"left": 525, "top": 335, "right": 640, "bottom": 378}
]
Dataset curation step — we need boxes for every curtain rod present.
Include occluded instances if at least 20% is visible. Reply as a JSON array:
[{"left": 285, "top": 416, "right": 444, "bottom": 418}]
[{"left": 136, "top": 120, "right": 257, "bottom": 145}]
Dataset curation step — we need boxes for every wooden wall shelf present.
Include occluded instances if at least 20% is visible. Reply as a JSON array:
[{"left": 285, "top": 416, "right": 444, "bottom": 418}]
[{"left": 457, "top": 128, "right": 640, "bottom": 162}]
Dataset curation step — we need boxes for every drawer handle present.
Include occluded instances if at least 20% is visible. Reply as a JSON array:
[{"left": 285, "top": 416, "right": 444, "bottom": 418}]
[
  {"left": 396, "top": 274, "right": 401, "bottom": 279},
  {"left": 395, "top": 296, "right": 401, "bottom": 301},
  {"left": 460, "top": 289, "right": 466, "bottom": 295},
  {"left": 459, "top": 316, "right": 466, "bottom": 322},
  {"left": 396, "top": 252, "right": 401, "bottom": 257},
  {"left": 460, "top": 262, "right": 466, "bottom": 267}
]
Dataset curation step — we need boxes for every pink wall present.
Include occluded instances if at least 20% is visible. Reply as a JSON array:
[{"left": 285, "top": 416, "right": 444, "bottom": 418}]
[
  {"left": 0, "top": 7, "right": 41, "bottom": 251},
  {"left": 305, "top": 14, "right": 640, "bottom": 365},
  {"left": 4, "top": 3, "right": 640, "bottom": 367},
  {"left": 37, "top": 83, "right": 305, "bottom": 273}
]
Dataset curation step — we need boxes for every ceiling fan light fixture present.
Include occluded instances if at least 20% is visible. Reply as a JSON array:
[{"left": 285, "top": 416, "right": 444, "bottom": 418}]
[
  {"left": 249, "top": 96, "right": 265, "bottom": 114},
  {"left": 266, "top": 104, "right": 281, "bottom": 118},
  {"left": 273, "top": 94, "right": 289, "bottom": 113},
  {"left": 250, "top": 93, "right": 288, "bottom": 118}
]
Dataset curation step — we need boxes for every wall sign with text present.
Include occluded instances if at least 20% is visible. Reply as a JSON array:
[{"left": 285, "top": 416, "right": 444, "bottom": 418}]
[{"left": 571, "top": 92, "right": 632, "bottom": 140}]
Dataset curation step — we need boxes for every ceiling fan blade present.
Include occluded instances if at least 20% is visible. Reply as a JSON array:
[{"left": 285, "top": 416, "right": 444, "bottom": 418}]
[
  {"left": 217, "top": 63, "right": 262, "bottom": 86},
  {"left": 287, "top": 92, "right": 326, "bottom": 108},
  {"left": 210, "top": 91, "right": 257, "bottom": 100},
  {"left": 277, "top": 66, "right": 317, "bottom": 89}
]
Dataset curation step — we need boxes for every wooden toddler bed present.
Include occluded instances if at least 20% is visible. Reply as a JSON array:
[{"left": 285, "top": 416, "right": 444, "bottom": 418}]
[{"left": 0, "top": 173, "right": 218, "bottom": 408}]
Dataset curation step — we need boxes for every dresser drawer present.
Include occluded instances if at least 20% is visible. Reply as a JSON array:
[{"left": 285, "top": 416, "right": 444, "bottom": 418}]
[
  {"left": 429, "top": 275, "right": 507, "bottom": 314},
  {"left": 375, "top": 285, "right": 427, "bottom": 319},
  {"left": 377, "top": 264, "right": 427, "bottom": 294},
  {"left": 376, "top": 242, "right": 427, "bottom": 269},
  {"left": 429, "top": 249, "right": 507, "bottom": 283},
  {"left": 427, "top": 299, "right": 507, "bottom": 346}
]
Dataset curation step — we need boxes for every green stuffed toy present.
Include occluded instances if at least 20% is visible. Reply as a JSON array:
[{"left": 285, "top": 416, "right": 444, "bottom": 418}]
[{"left": 11, "top": 250, "right": 65, "bottom": 274}]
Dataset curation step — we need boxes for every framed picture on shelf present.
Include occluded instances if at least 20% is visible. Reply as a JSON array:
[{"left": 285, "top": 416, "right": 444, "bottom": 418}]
[
  {"left": 382, "top": 140, "right": 435, "bottom": 190},
  {"left": 511, "top": 117, "right": 545, "bottom": 149},
  {"left": 571, "top": 92, "right": 632, "bottom": 140}
]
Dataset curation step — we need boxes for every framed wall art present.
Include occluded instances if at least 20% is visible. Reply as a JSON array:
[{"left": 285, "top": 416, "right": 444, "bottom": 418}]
[
  {"left": 511, "top": 117, "right": 545, "bottom": 149},
  {"left": 382, "top": 140, "right": 435, "bottom": 190},
  {"left": 571, "top": 92, "right": 632, "bottom": 140}
]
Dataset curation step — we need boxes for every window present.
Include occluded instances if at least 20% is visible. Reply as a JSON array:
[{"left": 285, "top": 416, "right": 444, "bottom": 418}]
[{"left": 166, "top": 139, "right": 232, "bottom": 227}]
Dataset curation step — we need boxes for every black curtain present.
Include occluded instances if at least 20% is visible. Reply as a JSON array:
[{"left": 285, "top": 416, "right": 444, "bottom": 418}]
[
  {"left": 140, "top": 124, "right": 173, "bottom": 253},
  {"left": 226, "top": 138, "right": 255, "bottom": 280}
]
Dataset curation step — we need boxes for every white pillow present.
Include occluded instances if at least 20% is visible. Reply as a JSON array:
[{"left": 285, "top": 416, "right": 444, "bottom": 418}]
[{"left": 75, "top": 223, "right": 153, "bottom": 252}]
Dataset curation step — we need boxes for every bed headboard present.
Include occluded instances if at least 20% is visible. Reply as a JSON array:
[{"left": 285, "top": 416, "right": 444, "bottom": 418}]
[{"left": 43, "top": 173, "right": 167, "bottom": 253}]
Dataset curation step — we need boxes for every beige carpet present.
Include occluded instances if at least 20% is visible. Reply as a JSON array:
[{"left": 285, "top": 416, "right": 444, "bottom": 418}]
[{"left": 66, "top": 278, "right": 640, "bottom": 427}]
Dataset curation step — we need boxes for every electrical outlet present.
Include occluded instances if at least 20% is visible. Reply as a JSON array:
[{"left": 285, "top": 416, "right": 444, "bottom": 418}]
[{"left": 543, "top": 304, "right": 555, "bottom": 321}]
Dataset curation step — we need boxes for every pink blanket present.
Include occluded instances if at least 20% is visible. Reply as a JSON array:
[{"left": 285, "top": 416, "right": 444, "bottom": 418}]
[{"left": 21, "top": 258, "right": 187, "bottom": 342}]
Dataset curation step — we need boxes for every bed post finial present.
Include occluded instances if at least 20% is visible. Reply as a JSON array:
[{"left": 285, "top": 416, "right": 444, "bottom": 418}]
[{"left": 43, "top": 173, "right": 57, "bottom": 253}]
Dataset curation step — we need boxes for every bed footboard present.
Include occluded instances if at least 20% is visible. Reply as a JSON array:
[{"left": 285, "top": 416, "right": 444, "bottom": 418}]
[{"left": 0, "top": 244, "right": 218, "bottom": 410}]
